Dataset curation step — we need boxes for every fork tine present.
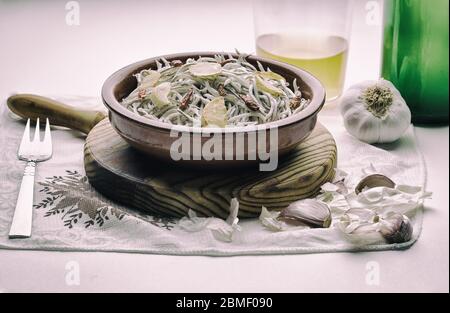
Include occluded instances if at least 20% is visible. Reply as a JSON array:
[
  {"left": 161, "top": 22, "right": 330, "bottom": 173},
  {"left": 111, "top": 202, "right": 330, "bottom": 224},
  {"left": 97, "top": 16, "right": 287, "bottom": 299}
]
[
  {"left": 43, "top": 118, "right": 52, "bottom": 152},
  {"left": 19, "top": 119, "right": 31, "bottom": 151},
  {"left": 33, "top": 118, "right": 40, "bottom": 142}
]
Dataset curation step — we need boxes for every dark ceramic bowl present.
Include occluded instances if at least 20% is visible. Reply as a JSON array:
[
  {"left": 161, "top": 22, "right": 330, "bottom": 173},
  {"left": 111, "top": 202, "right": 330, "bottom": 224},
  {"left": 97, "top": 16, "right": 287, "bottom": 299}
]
[{"left": 102, "top": 52, "right": 326, "bottom": 168}]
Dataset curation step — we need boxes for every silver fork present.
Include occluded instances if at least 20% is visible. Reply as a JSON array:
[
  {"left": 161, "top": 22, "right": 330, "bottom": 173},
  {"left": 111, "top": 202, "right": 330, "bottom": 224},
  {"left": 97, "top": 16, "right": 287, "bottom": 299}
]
[{"left": 9, "top": 118, "right": 52, "bottom": 239}]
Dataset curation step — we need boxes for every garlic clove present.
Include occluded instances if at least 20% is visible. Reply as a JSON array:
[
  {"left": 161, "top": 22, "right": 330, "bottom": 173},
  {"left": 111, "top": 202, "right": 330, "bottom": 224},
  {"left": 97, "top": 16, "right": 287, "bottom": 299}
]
[
  {"left": 355, "top": 174, "right": 396, "bottom": 195},
  {"left": 378, "top": 214, "right": 413, "bottom": 244},
  {"left": 279, "top": 199, "right": 332, "bottom": 228}
]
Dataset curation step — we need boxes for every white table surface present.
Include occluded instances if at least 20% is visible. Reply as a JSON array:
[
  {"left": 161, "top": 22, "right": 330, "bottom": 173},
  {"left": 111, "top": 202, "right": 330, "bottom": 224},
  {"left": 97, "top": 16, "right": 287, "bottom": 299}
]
[{"left": 0, "top": 0, "right": 448, "bottom": 293}]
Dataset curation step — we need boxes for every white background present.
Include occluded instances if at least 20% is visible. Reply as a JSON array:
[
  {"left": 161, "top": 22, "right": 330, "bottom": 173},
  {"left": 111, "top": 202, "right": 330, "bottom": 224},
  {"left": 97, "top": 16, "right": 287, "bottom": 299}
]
[{"left": 0, "top": 0, "right": 448, "bottom": 292}]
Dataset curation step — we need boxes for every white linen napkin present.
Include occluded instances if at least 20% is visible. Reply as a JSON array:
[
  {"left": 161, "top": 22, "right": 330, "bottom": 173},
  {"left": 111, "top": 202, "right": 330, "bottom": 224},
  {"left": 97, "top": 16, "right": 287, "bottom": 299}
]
[{"left": 0, "top": 96, "right": 428, "bottom": 255}]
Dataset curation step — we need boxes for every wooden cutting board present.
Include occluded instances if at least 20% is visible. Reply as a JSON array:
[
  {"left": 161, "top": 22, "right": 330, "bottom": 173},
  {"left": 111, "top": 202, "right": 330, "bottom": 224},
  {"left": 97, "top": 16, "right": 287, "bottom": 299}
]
[{"left": 84, "top": 119, "right": 337, "bottom": 219}]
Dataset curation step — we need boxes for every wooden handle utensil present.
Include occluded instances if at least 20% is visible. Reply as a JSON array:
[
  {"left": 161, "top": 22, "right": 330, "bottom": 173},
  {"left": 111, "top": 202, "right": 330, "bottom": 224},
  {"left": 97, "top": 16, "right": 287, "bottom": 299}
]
[{"left": 7, "top": 94, "right": 107, "bottom": 134}]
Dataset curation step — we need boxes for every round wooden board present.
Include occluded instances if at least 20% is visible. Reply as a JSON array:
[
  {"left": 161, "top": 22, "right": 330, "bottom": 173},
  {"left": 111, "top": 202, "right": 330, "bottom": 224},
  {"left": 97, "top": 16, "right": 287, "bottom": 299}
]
[{"left": 84, "top": 119, "right": 337, "bottom": 219}]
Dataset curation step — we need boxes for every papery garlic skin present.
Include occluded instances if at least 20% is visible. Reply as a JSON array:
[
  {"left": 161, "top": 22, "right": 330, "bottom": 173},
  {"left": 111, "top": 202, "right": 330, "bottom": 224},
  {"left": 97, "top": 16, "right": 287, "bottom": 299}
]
[
  {"left": 177, "top": 198, "right": 241, "bottom": 243},
  {"left": 340, "top": 79, "right": 412, "bottom": 144},
  {"left": 259, "top": 207, "right": 285, "bottom": 232}
]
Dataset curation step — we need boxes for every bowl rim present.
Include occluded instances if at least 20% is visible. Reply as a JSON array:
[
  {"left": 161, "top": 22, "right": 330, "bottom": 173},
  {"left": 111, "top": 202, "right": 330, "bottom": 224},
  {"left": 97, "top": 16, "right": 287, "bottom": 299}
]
[{"left": 102, "top": 51, "right": 326, "bottom": 134}]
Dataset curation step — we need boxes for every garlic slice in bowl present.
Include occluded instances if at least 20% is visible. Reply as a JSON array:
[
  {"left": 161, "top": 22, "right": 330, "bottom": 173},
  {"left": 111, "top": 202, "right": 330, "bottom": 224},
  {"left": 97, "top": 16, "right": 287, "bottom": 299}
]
[
  {"left": 201, "top": 97, "right": 228, "bottom": 128},
  {"left": 256, "top": 75, "right": 284, "bottom": 96},
  {"left": 150, "top": 82, "right": 171, "bottom": 108},
  {"left": 257, "top": 71, "right": 286, "bottom": 82},
  {"left": 190, "top": 62, "right": 222, "bottom": 79},
  {"left": 140, "top": 70, "right": 161, "bottom": 89}
]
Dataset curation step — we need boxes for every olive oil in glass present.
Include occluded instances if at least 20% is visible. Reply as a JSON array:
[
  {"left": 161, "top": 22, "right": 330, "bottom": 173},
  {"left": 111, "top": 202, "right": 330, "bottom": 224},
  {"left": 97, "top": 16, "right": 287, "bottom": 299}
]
[{"left": 257, "top": 33, "right": 349, "bottom": 101}]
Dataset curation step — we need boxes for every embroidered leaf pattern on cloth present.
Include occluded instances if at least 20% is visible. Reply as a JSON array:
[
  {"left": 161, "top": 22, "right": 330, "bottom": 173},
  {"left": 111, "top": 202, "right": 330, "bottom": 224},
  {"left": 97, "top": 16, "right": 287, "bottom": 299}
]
[
  {"left": 34, "top": 170, "right": 176, "bottom": 230},
  {"left": 34, "top": 170, "right": 125, "bottom": 228}
]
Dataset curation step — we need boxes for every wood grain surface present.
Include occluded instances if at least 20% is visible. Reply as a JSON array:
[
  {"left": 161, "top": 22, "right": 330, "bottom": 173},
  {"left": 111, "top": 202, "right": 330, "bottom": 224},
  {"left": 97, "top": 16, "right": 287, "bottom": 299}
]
[{"left": 84, "top": 119, "right": 337, "bottom": 219}]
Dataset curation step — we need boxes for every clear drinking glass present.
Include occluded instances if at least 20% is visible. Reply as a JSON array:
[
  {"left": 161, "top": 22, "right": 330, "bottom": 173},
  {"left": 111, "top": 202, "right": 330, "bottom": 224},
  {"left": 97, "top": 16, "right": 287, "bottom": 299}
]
[{"left": 253, "top": 0, "right": 353, "bottom": 102}]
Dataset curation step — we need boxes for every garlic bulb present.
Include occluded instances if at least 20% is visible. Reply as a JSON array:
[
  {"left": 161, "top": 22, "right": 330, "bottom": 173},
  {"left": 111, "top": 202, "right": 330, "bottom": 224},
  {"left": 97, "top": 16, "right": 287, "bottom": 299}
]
[{"left": 340, "top": 79, "right": 412, "bottom": 144}]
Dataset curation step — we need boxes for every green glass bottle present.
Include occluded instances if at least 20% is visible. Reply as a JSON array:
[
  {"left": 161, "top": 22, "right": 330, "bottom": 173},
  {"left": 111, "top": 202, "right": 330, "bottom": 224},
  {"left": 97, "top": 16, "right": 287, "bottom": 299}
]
[{"left": 382, "top": 0, "right": 449, "bottom": 124}]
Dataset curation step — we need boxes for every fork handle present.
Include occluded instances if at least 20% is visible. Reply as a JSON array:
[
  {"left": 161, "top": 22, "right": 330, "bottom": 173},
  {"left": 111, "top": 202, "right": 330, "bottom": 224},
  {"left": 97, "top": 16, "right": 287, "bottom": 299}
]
[{"left": 9, "top": 161, "right": 36, "bottom": 239}]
